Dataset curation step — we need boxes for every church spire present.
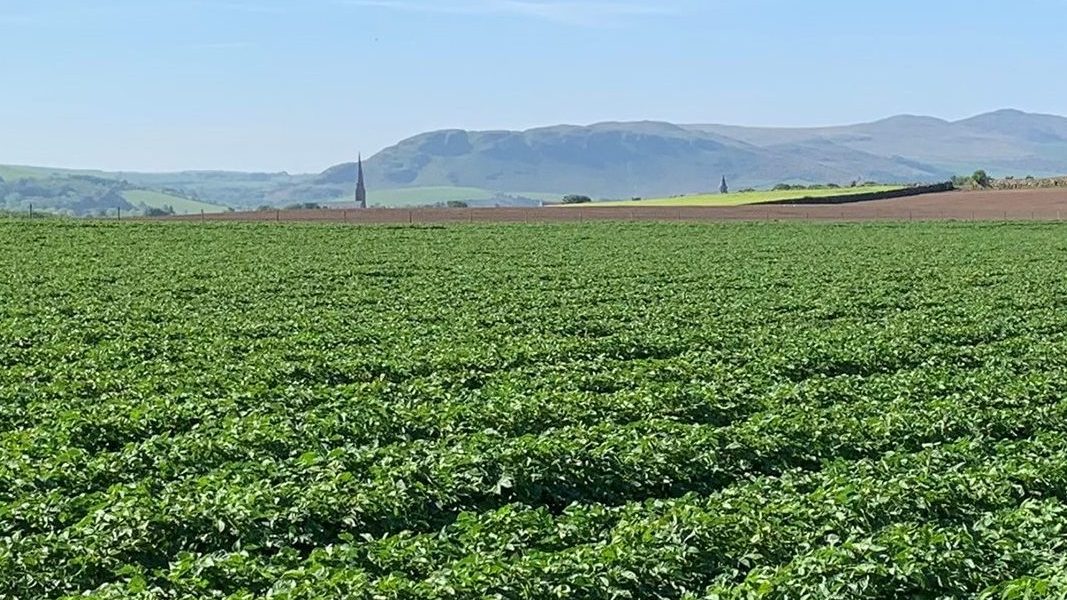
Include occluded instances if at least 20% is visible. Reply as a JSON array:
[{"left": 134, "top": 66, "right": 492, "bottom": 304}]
[
  {"left": 719, "top": 175, "right": 729, "bottom": 195},
  {"left": 355, "top": 154, "right": 367, "bottom": 209}
]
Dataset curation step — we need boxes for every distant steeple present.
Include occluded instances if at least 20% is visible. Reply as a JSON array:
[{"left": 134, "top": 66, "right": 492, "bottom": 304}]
[
  {"left": 355, "top": 154, "right": 367, "bottom": 209},
  {"left": 719, "top": 176, "right": 729, "bottom": 195}
]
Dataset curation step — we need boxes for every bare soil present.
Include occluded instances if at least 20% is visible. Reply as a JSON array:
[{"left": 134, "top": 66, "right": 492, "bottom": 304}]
[{"left": 162, "top": 189, "right": 1067, "bottom": 224}]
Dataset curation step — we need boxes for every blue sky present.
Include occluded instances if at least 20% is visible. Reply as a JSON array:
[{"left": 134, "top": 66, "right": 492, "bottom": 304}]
[{"left": 2, "top": 0, "right": 1065, "bottom": 173}]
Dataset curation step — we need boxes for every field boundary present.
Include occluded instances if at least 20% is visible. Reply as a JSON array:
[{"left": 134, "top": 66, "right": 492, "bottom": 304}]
[{"left": 751, "top": 182, "right": 955, "bottom": 205}]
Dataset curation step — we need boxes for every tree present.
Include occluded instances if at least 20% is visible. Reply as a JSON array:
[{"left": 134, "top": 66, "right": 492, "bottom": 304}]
[
  {"left": 972, "top": 170, "right": 991, "bottom": 188},
  {"left": 446, "top": 200, "right": 468, "bottom": 208},
  {"left": 561, "top": 194, "right": 592, "bottom": 204}
]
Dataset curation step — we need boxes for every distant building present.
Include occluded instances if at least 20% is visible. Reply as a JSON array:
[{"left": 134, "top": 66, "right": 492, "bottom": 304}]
[
  {"left": 355, "top": 154, "right": 367, "bottom": 209},
  {"left": 719, "top": 176, "right": 729, "bottom": 194}
]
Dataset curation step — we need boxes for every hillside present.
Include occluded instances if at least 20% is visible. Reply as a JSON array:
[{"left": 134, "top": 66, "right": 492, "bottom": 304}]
[
  {"left": 315, "top": 109, "right": 1066, "bottom": 199},
  {"left": 687, "top": 109, "right": 1067, "bottom": 177},
  {"left": 342, "top": 123, "right": 948, "bottom": 199},
  {"left": 0, "top": 169, "right": 224, "bottom": 217},
  {"left": 121, "top": 190, "right": 228, "bottom": 215}
]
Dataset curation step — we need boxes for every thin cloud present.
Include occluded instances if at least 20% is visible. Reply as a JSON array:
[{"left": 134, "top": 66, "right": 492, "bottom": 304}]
[{"left": 342, "top": 0, "right": 680, "bottom": 25}]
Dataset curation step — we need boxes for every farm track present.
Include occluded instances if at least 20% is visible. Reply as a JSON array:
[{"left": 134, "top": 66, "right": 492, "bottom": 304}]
[{"left": 159, "top": 189, "right": 1067, "bottom": 223}]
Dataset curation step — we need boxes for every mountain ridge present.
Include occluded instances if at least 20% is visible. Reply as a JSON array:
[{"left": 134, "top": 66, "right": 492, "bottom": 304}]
[{"left": 323, "top": 109, "right": 1067, "bottom": 198}]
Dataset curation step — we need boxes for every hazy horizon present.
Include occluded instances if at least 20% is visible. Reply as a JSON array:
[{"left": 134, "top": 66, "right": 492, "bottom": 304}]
[
  {"left": 2, "top": 107, "right": 1058, "bottom": 176},
  {"left": 4, "top": 0, "right": 1066, "bottom": 173}
]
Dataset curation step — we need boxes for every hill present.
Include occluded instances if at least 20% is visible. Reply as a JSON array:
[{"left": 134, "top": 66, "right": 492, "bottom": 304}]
[
  {"left": 687, "top": 109, "right": 1067, "bottom": 177},
  {"left": 0, "top": 168, "right": 227, "bottom": 217},
  {"left": 341, "top": 122, "right": 947, "bottom": 199},
  {"left": 314, "top": 109, "right": 1067, "bottom": 199}
]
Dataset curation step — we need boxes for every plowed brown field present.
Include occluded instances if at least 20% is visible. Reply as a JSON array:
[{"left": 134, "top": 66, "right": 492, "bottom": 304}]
[{"left": 162, "top": 189, "right": 1067, "bottom": 224}]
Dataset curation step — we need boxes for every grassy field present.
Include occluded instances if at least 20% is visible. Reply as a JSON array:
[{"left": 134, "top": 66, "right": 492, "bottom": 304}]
[
  {"left": 594, "top": 185, "right": 903, "bottom": 206},
  {"left": 122, "top": 190, "right": 229, "bottom": 215},
  {"left": 4, "top": 220, "right": 1067, "bottom": 598}
]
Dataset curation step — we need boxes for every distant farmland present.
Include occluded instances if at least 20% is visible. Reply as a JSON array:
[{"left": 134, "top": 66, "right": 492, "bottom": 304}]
[
  {"left": 323, "top": 186, "right": 560, "bottom": 208},
  {"left": 162, "top": 187, "right": 1067, "bottom": 224},
  {"left": 122, "top": 190, "right": 229, "bottom": 215},
  {"left": 593, "top": 185, "right": 903, "bottom": 207}
]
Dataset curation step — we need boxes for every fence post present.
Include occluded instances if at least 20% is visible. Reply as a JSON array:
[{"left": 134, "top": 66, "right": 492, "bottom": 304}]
[
  {"left": 117, "top": 207, "right": 121, "bottom": 221},
  {"left": 28, "top": 204, "right": 32, "bottom": 220},
  {"left": 408, "top": 210, "right": 413, "bottom": 224},
  {"left": 201, "top": 209, "right": 205, "bottom": 223},
  {"left": 523, "top": 210, "right": 528, "bottom": 224},
  {"left": 276, "top": 209, "right": 280, "bottom": 222},
  {"left": 469, "top": 209, "right": 473, "bottom": 224},
  {"left": 343, "top": 209, "right": 348, "bottom": 222}
]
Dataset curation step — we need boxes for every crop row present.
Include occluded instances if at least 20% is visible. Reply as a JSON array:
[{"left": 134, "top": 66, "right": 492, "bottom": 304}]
[
  {"left": 5, "top": 365, "right": 1067, "bottom": 597},
  {"left": 46, "top": 432, "right": 1067, "bottom": 598}
]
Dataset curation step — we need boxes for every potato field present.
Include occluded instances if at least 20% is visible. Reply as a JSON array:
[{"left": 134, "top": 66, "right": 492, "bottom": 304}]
[{"left": 4, "top": 220, "right": 1067, "bottom": 599}]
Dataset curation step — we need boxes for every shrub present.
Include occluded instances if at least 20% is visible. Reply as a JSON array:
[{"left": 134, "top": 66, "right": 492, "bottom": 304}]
[{"left": 562, "top": 194, "right": 592, "bottom": 204}]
